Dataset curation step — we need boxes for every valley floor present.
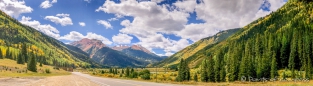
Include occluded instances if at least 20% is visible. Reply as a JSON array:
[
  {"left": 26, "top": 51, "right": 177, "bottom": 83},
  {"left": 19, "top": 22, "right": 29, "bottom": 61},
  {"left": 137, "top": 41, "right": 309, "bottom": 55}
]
[{"left": 1, "top": 72, "right": 313, "bottom": 86}]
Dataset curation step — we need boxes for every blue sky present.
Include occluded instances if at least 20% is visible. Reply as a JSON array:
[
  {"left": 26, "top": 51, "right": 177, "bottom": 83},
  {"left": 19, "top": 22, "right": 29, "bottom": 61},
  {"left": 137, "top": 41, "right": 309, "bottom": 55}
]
[{"left": 0, "top": 0, "right": 286, "bottom": 56}]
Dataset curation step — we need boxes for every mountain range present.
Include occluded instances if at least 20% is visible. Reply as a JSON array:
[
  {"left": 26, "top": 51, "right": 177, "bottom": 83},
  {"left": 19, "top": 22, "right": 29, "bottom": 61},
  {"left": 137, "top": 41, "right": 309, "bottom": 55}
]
[{"left": 69, "top": 38, "right": 163, "bottom": 67}]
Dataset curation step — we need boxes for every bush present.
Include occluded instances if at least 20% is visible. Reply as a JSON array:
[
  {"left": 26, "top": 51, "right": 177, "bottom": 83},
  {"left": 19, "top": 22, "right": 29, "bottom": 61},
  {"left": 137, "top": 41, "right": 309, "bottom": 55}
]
[
  {"left": 139, "top": 69, "right": 151, "bottom": 80},
  {"left": 45, "top": 69, "right": 51, "bottom": 74}
]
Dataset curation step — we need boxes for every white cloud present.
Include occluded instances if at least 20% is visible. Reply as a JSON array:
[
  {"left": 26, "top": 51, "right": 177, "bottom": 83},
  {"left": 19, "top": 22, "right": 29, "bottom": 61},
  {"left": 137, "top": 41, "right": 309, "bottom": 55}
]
[
  {"left": 108, "top": 14, "right": 123, "bottom": 21},
  {"left": 173, "top": 0, "right": 197, "bottom": 13},
  {"left": 44, "top": 13, "right": 73, "bottom": 26},
  {"left": 60, "top": 31, "right": 113, "bottom": 45},
  {"left": 84, "top": 0, "right": 91, "bottom": 3},
  {"left": 97, "top": 20, "right": 112, "bottom": 29},
  {"left": 20, "top": 16, "right": 60, "bottom": 38},
  {"left": 40, "top": 0, "right": 57, "bottom": 9},
  {"left": 79, "top": 22, "right": 86, "bottom": 27},
  {"left": 0, "top": 0, "right": 33, "bottom": 17},
  {"left": 112, "top": 33, "right": 133, "bottom": 44},
  {"left": 268, "top": 0, "right": 286, "bottom": 11},
  {"left": 151, "top": 0, "right": 164, "bottom": 3},
  {"left": 96, "top": 0, "right": 286, "bottom": 55}
]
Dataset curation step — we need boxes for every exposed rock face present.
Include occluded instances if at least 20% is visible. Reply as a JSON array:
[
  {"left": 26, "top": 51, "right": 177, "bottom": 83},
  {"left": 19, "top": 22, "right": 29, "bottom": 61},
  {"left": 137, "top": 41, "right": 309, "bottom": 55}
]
[
  {"left": 111, "top": 45, "right": 130, "bottom": 51},
  {"left": 130, "top": 45, "right": 153, "bottom": 54},
  {"left": 70, "top": 38, "right": 106, "bottom": 58},
  {"left": 112, "top": 45, "right": 152, "bottom": 54}
]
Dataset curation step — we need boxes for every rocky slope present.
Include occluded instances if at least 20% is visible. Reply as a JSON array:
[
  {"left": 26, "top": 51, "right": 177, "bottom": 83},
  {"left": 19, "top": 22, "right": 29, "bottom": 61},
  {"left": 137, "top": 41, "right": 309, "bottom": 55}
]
[{"left": 70, "top": 38, "right": 106, "bottom": 58}]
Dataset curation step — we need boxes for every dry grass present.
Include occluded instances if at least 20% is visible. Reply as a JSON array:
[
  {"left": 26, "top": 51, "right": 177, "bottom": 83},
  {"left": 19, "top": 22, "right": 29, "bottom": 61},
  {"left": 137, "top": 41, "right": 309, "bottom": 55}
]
[{"left": 0, "top": 59, "right": 70, "bottom": 78}]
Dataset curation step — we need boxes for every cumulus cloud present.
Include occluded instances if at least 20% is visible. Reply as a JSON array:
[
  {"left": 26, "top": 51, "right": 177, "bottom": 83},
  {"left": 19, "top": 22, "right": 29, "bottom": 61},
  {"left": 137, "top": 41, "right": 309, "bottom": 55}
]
[
  {"left": 0, "top": 0, "right": 33, "bottom": 17},
  {"left": 97, "top": 20, "right": 112, "bottom": 29},
  {"left": 79, "top": 22, "right": 86, "bottom": 27},
  {"left": 112, "top": 33, "right": 133, "bottom": 44},
  {"left": 45, "top": 13, "right": 73, "bottom": 26},
  {"left": 173, "top": 0, "right": 197, "bottom": 13},
  {"left": 96, "top": 0, "right": 286, "bottom": 56},
  {"left": 20, "top": 16, "right": 60, "bottom": 38},
  {"left": 40, "top": 0, "right": 57, "bottom": 9},
  {"left": 59, "top": 31, "right": 113, "bottom": 45}
]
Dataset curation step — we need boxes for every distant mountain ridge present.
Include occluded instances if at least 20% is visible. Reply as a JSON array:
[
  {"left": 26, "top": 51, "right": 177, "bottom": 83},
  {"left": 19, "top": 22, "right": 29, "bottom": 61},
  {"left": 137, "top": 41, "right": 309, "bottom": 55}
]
[
  {"left": 70, "top": 38, "right": 106, "bottom": 58},
  {"left": 70, "top": 38, "right": 164, "bottom": 67},
  {"left": 92, "top": 47, "right": 147, "bottom": 67}
]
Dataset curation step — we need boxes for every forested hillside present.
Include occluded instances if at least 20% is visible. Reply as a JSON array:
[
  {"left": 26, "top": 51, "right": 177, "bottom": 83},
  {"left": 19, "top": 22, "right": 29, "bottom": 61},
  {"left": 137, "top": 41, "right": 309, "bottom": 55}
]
[
  {"left": 0, "top": 10, "right": 99, "bottom": 69},
  {"left": 92, "top": 47, "right": 148, "bottom": 67},
  {"left": 181, "top": 0, "right": 313, "bottom": 82},
  {"left": 152, "top": 28, "right": 240, "bottom": 68}
]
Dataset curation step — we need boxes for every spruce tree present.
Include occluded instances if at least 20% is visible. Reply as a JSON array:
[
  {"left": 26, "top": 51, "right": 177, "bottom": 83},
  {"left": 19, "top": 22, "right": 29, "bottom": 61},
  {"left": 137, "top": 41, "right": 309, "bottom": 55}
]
[
  {"left": 126, "top": 67, "right": 130, "bottom": 77},
  {"left": 0, "top": 49, "right": 3, "bottom": 59},
  {"left": 207, "top": 57, "right": 215, "bottom": 82},
  {"left": 194, "top": 73, "right": 198, "bottom": 82},
  {"left": 114, "top": 68, "right": 118, "bottom": 74},
  {"left": 27, "top": 53, "right": 37, "bottom": 72},
  {"left": 270, "top": 53, "right": 277, "bottom": 78},
  {"left": 200, "top": 59, "right": 208, "bottom": 82},
  {"left": 176, "top": 59, "right": 184, "bottom": 82},
  {"left": 185, "top": 61, "right": 191, "bottom": 81},
  {"left": 176, "top": 58, "right": 190, "bottom": 82},
  {"left": 289, "top": 35, "right": 297, "bottom": 78},
  {"left": 5, "top": 48, "right": 9, "bottom": 58},
  {"left": 17, "top": 44, "right": 27, "bottom": 64},
  {"left": 131, "top": 68, "right": 134, "bottom": 74}
]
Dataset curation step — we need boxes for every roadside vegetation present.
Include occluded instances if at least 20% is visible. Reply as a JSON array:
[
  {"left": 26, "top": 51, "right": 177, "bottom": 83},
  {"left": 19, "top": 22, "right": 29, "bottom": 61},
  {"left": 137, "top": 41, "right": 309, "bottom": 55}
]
[
  {"left": 0, "top": 59, "right": 70, "bottom": 78},
  {"left": 80, "top": 58, "right": 313, "bottom": 85}
]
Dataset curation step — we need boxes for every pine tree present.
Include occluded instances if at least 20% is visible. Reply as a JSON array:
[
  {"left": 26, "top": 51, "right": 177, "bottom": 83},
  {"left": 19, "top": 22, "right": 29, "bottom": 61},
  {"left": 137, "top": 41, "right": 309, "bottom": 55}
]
[
  {"left": 194, "top": 73, "right": 198, "bottom": 82},
  {"left": 109, "top": 68, "right": 113, "bottom": 73},
  {"left": 214, "top": 51, "right": 223, "bottom": 82},
  {"left": 17, "top": 44, "right": 27, "bottom": 64},
  {"left": 27, "top": 53, "right": 37, "bottom": 72},
  {"left": 200, "top": 59, "right": 208, "bottom": 82},
  {"left": 176, "top": 58, "right": 190, "bottom": 82},
  {"left": 270, "top": 53, "right": 277, "bottom": 78},
  {"left": 0, "top": 49, "right": 3, "bottom": 59},
  {"left": 122, "top": 69, "right": 124, "bottom": 74},
  {"left": 5, "top": 48, "right": 9, "bottom": 58},
  {"left": 114, "top": 68, "right": 118, "bottom": 74},
  {"left": 185, "top": 61, "right": 191, "bottom": 81},
  {"left": 207, "top": 57, "right": 215, "bottom": 82},
  {"left": 289, "top": 34, "right": 297, "bottom": 78},
  {"left": 177, "top": 58, "right": 184, "bottom": 82},
  {"left": 126, "top": 67, "right": 130, "bottom": 77},
  {"left": 131, "top": 68, "right": 134, "bottom": 74}
]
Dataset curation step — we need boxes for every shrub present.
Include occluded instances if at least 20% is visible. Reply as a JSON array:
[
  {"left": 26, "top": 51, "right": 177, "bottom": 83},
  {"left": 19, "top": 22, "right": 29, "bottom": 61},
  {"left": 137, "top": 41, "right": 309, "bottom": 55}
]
[
  {"left": 139, "top": 69, "right": 151, "bottom": 80},
  {"left": 45, "top": 69, "right": 51, "bottom": 74}
]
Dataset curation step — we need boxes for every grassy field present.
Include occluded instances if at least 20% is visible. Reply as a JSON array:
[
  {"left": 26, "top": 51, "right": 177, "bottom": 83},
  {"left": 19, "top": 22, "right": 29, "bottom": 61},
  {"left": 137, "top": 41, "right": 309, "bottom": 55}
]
[{"left": 0, "top": 59, "right": 70, "bottom": 78}]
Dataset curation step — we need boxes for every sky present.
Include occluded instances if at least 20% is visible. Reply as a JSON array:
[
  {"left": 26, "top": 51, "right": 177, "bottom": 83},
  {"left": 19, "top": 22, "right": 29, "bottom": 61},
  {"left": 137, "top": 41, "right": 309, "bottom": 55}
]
[{"left": 0, "top": 0, "right": 287, "bottom": 56}]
